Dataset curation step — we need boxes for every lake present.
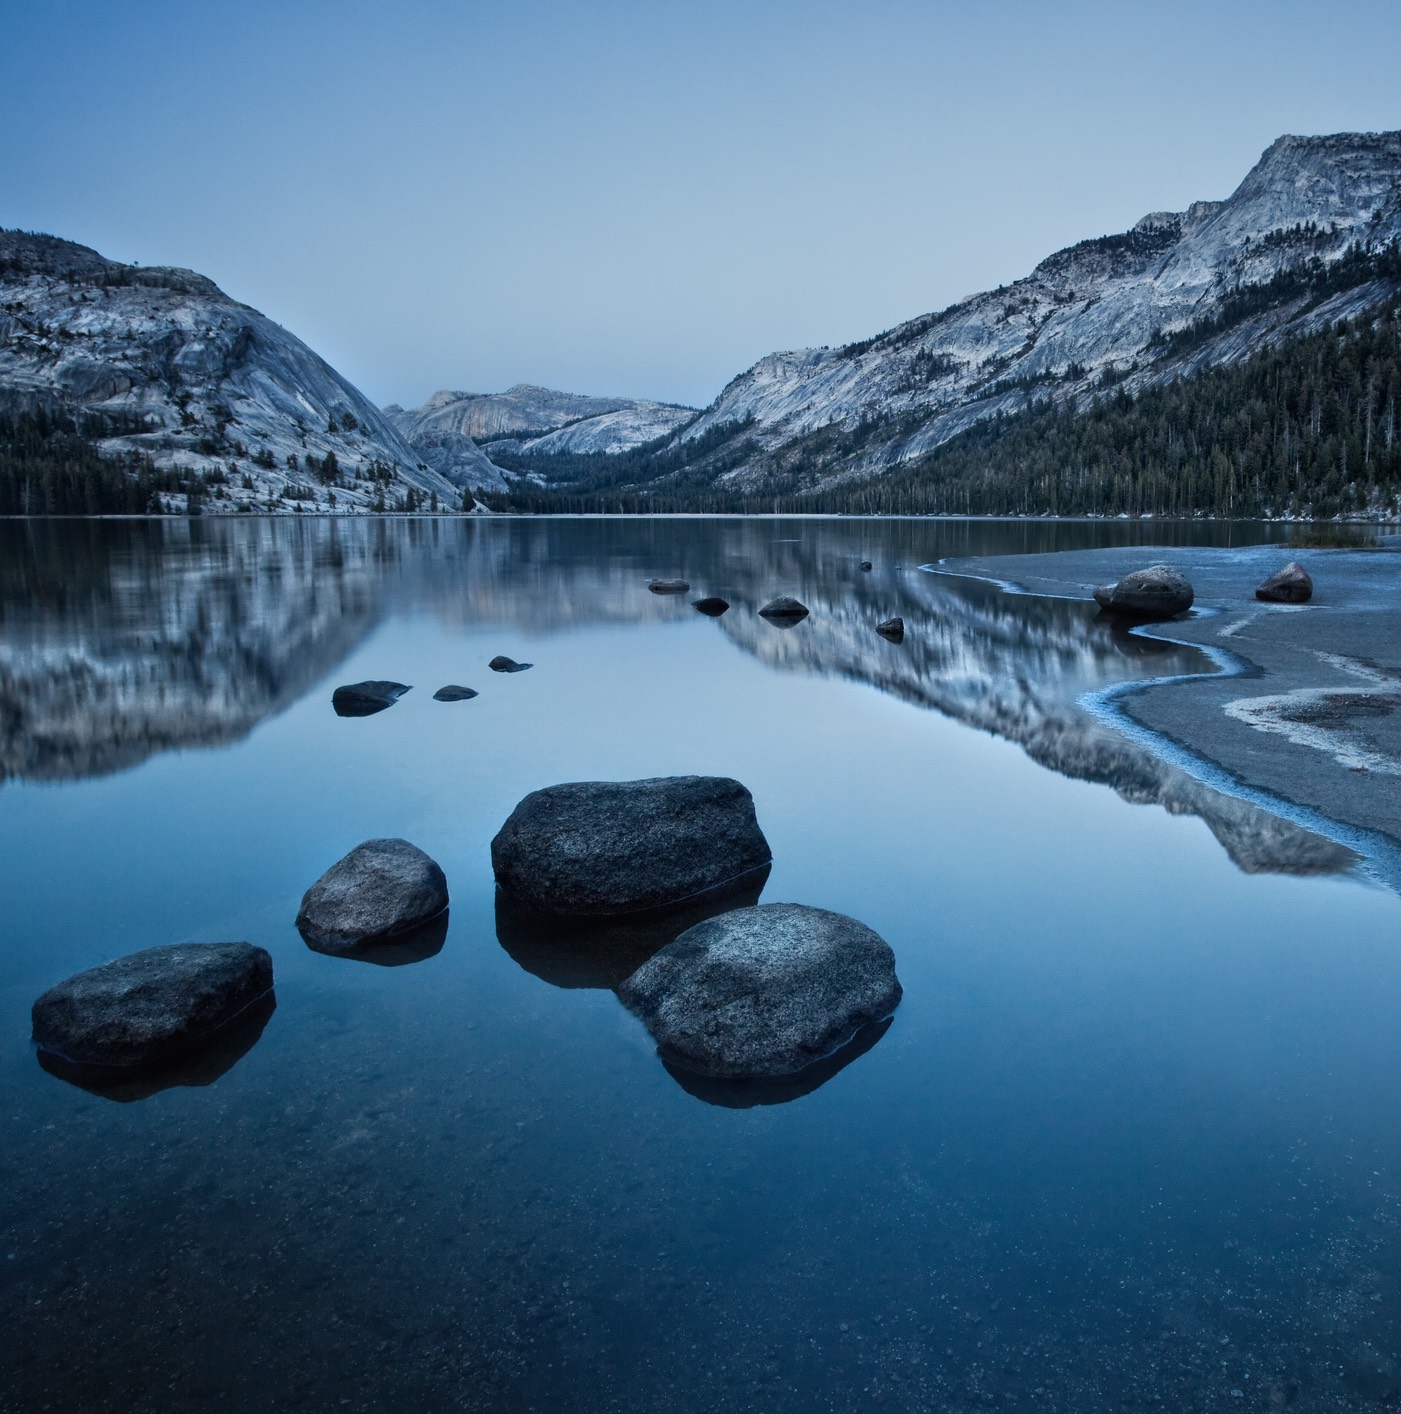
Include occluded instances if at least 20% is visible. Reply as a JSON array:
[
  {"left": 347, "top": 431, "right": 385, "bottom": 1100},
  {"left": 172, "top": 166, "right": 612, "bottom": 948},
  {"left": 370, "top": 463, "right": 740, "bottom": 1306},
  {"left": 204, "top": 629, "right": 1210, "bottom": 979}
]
[{"left": 4, "top": 515, "right": 1401, "bottom": 1412}]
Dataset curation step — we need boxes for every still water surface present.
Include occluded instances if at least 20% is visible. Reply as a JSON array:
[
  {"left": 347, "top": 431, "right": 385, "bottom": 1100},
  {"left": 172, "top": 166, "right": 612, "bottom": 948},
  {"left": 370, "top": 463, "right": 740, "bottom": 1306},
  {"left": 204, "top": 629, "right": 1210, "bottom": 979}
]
[{"left": 4, "top": 517, "right": 1401, "bottom": 1411}]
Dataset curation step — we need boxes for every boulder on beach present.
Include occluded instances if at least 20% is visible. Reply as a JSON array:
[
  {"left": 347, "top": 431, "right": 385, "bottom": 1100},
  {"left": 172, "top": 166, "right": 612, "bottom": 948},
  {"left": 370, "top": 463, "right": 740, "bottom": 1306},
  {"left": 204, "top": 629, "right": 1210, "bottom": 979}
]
[
  {"left": 491, "top": 775, "right": 772, "bottom": 919},
  {"left": 876, "top": 617, "right": 904, "bottom": 642},
  {"left": 433, "top": 685, "right": 479, "bottom": 701},
  {"left": 618, "top": 903, "right": 902, "bottom": 1078},
  {"left": 32, "top": 942, "right": 274, "bottom": 1070},
  {"left": 648, "top": 578, "right": 690, "bottom": 594},
  {"left": 758, "top": 595, "right": 809, "bottom": 624},
  {"left": 692, "top": 597, "right": 730, "bottom": 617},
  {"left": 488, "top": 655, "right": 532, "bottom": 673},
  {"left": 1256, "top": 561, "right": 1313, "bottom": 603},
  {"left": 332, "top": 681, "right": 411, "bottom": 717},
  {"left": 297, "top": 838, "right": 449, "bottom": 955},
  {"left": 1092, "top": 565, "right": 1194, "bottom": 619}
]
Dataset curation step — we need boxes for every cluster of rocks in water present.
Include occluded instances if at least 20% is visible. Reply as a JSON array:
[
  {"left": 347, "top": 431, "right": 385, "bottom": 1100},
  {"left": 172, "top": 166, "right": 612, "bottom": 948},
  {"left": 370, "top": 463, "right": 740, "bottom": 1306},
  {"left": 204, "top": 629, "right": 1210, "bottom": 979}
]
[
  {"left": 32, "top": 773, "right": 900, "bottom": 1099},
  {"left": 1092, "top": 558, "right": 1315, "bottom": 622}
]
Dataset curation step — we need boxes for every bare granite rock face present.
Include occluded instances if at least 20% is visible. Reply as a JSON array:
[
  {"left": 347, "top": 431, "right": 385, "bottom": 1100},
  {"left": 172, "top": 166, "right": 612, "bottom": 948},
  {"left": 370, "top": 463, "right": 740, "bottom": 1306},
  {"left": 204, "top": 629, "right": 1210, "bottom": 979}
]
[
  {"left": 1256, "top": 561, "right": 1314, "bottom": 603},
  {"left": 618, "top": 903, "right": 902, "bottom": 1078},
  {"left": 297, "top": 839, "right": 449, "bottom": 955},
  {"left": 491, "top": 776, "right": 772, "bottom": 918},
  {"left": 32, "top": 942, "right": 273, "bottom": 1069},
  {"left": 1093, "top": 565, "right": 1194, "bottom": 619}
]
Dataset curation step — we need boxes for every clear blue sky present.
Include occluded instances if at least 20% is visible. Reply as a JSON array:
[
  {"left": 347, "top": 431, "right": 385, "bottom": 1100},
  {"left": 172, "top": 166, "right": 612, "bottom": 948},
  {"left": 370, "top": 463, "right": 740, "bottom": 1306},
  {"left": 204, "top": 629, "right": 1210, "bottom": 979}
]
[{"left": 3, "top": 0, "right": 1398, "bottom": 410}]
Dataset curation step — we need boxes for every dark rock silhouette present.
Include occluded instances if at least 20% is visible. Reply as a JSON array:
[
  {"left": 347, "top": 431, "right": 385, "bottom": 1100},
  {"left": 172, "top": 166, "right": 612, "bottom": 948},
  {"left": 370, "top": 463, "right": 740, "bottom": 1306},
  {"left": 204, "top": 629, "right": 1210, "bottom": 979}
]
[
  {"left": 692, "top": 597, "right": 730, "bottom": 616},
  {"left": 759, "top": 595, "right": 809, "bottom": 625},
  {"left": 297, "top": 838, "right": 449, "bottom": 955},
  {"left": 1256, "top": 561, "right": 1313, "bottom": 603},
  {"left": 491, "top": 775, "right": 772, "bottom": 919},
  {"left": 876, "top": 617, "right": 905, "bottom": 642},
  {"left": 648, "top": 578, "right": 690, "bottom": 594},
  {"left": 489, "top": 655, "right": 532, "bottom": 672},
  {"left": 332, "top": 680, "right": 411, "bottom": 716},
  {"left": 1093, "top": 565, "right": 1194, "bottom": 619},
  {"left": 619, "top": 903, "right": 902, "bottom": 1078},
  {"left": 32, "top": 942, "right": 273, "bottom": 1070},
  {"left": 433, "top": 685, "right": 479, "bottom": 701}
]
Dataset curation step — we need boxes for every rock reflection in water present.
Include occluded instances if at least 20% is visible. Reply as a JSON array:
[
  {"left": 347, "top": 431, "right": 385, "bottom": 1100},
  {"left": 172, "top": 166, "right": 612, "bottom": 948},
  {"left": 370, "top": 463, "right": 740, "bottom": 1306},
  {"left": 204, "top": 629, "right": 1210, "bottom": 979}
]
[
  {"left": 494, "top": 867, "right": 771, "bottom": 991},
  {"left": 35, "top": 992, "right": 276, "bottom": 1103},
  {"left": 662, "top": 1016, "right": 893, "bottom": 1109},
  {"left": 304, "top": 912, "right": 449, "bottom": 967}
]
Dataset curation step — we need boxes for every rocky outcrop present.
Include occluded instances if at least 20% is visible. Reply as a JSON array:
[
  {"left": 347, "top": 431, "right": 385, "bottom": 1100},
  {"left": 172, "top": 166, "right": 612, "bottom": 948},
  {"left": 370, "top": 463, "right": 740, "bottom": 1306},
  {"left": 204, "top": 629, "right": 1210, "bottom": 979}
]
[
  {"left": 491, "top": 776, "right": 772, "bottom": 918},
  {"left": 31, "top": 942, "right": 273, "bottom": 1069},
  {"left": 0, "top": 229, "right": 465, "bottom": 511},
  {"left": 1257, "top": 561, "right": 1314, "bottom": 603},
  {"left": 296, "top": 839, "right": 449, "bottom": 955},
  {"left": 1093, "top": 565, "right": 1194, "bottom": 619},
  {"left": 618, "top": 903, "right": 902, "bottom": 1077}
]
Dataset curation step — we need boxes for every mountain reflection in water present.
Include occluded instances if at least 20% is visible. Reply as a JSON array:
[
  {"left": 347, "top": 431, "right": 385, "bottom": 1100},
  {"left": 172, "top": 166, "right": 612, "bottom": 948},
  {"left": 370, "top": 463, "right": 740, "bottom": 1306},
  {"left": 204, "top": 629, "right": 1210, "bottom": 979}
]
[{"left": 0, "top": 516, "right": 1350, "bottom": 880}]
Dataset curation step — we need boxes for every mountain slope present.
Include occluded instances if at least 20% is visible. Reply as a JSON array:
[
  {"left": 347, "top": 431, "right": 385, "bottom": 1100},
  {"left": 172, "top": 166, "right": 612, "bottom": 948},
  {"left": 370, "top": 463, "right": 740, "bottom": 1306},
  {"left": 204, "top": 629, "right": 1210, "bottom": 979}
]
[
  {"left": 0, "top": 230, "right": 468, "bottom": 512},
  {"left": 498, "top": 131, "right": 1401, "bottom": 507}
]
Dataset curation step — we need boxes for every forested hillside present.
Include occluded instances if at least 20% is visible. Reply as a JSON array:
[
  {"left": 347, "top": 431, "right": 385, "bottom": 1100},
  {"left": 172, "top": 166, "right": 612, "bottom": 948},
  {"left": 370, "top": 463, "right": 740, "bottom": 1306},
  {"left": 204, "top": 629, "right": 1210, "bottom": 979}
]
[{"left": 491, "top": 302, "right": 1401, "bottom": 519}]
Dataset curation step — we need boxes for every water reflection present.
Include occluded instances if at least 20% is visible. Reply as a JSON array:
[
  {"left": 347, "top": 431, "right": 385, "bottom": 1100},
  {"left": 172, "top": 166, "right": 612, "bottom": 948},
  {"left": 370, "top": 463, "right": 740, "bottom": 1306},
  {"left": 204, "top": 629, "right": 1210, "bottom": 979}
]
[
  {"left": 0, "top": 516, "right": 1352, "bottom": 881},
  {"left": 495, "top": 869, "right": 771, "bottom": 991},
  {"left": 304, "top": 912, "right": 449, "bottom": 967},
  {"left": 34, "top": 993, "right": 276, "bottom": 1103}
]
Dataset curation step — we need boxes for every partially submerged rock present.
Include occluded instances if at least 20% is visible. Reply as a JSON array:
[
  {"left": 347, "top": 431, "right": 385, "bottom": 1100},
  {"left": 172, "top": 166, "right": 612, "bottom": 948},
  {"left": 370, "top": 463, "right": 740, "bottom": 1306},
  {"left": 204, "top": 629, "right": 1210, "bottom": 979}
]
[
  {"left": 332, "top": 680, "right": 411, "bottom": 717},
  {"left": 619, "top": 903, "right": 902, "bottom": 1078},
  {"left": 491, "top": 775, "right": 772, "bottom": 918},
  {"left": 692, "top": 596, "right": 730, "bottom": 617},
  {"left": 648, "top": 578, "right": 690, "bottom": 594},
  {"left": 759, "top": 595, "right": 809, "bottom": 624},
  {"left": 859, "top": 561, "right": 873, "bottom": 572},
  {"left": 433, "top": 685, "right": 479, "bottom": 701},
  {"left": 32, "top": 942, "right": 273, "bottom": 1070},
  {"left": 1092, "top": 565, "right": 1194, "bottom": 619},
  {"left": 488, "top": 655, "right": 532, "bottom": 673},
  {"left": 876, "top": 617, "right": 904, "bottom": 642},
  {"left": 297, "top": 838, "right": 449, "bottom": 955},
  {"left": 1256, "top": 561, "right": 1313, "bottom": 603}
]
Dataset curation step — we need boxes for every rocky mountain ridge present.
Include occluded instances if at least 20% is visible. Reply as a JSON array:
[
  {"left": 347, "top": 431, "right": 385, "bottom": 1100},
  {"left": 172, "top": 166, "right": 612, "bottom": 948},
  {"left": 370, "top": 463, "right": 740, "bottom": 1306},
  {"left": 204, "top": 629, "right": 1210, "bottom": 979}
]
[{"left": 0, "top": 230, "right": 469, "bottom": 512}]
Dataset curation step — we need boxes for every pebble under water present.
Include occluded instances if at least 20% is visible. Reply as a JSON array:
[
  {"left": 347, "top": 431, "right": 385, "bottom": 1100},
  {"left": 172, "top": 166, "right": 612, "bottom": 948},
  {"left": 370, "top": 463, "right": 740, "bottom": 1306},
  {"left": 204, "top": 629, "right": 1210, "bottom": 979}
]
[{"left": 3, "top": 515, "right": 1401, "bottom": 1412}]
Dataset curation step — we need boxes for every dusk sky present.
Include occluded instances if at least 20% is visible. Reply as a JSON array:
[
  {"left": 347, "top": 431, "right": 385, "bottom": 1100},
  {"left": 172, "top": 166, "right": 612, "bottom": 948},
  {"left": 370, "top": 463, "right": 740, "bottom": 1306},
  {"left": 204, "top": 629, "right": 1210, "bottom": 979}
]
[{"left": 4, "top": 0, "right": 1399, "bottom": 410}]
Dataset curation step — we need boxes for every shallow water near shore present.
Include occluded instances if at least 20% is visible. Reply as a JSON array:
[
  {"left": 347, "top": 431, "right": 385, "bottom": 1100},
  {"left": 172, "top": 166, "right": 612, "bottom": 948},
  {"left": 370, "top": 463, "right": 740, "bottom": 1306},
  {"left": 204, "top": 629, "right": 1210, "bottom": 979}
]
[{"left": 4, "top": 516, "right": 1401, "bottom": 1411}]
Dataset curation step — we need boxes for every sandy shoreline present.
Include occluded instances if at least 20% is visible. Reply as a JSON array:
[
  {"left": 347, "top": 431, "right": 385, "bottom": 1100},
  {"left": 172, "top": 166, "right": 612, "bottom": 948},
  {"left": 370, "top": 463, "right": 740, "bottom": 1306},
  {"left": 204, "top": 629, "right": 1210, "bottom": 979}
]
[{"left": 933, "top": 540, "right": 1401, "bottom": 884}]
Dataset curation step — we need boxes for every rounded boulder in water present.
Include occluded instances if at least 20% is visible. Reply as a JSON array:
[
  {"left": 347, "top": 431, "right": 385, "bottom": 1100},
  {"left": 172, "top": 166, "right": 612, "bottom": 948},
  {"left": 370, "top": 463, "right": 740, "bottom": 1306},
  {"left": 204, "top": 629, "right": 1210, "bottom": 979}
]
[
  {"left": 619, "top": 903, "right": 902, "bottom": 1078},
  {"left": 489, "top": 655, "right": 532, "bottom": 673},
  {"left": 876, "top": 617, "right": 904, "bottom": 642},
  {"left": 297, "top": 838, "right": 449, "bottom": 954},
  {"left": 491, "top": 775, "right": 771, "bottom": 919},
  {"left": 1256, "top": 561, "right": 1313, "bottom": 603},
  {"left": 692, "top": 597, "right": 730, "bottom": 617},
  {"left": 332, "top": 680, "right": 411, "bottom": 716},
  {"left": 758, "top": 595, "right": 809, "bottom": 624},
  {"left": 32, "top": 942, "right": 273, "bottom": 1070},
  {"left": 1092, "top": 565, "right": 1193, "bottom": 619},
  {"left": 648, "top": 578, "right": 690, "bottom": 594}
]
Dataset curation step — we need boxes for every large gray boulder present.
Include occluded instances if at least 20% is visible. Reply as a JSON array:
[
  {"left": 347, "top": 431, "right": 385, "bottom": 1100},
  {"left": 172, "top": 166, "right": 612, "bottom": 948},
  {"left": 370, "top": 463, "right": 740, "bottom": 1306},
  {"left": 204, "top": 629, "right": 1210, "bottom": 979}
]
[
  {"left": 32, "top": 942, "right": 273, "bottom": 1069},
  {"left": 1256, "top": 561, "right": 1313, "bottom": 603},
  {"left": 296, "top": 838, "right": 449, "bottom": 954},
  {"left": 1092, "top": 564, "right": 1194, "bottom": 618},
  {"left": 491, "top": 775, "right": 772, "bottom": 918},
  {"left": 618, "top": 903, "right": 902, "bottom": 1078}
]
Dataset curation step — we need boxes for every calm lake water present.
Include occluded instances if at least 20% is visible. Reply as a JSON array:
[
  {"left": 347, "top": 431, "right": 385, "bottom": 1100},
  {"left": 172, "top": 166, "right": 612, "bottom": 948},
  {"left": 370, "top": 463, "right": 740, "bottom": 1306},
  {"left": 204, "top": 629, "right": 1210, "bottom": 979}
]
[{"left": 4, "top": 516, "right": 1401, "bottom": 1412}]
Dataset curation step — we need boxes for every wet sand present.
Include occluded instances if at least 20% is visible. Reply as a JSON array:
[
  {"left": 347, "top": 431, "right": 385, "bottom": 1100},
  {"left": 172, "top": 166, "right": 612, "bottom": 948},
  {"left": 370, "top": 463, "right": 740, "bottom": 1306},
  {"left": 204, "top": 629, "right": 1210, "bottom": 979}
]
[{"left": 934, "top": 539, "right": 1401, "bottom": 878}]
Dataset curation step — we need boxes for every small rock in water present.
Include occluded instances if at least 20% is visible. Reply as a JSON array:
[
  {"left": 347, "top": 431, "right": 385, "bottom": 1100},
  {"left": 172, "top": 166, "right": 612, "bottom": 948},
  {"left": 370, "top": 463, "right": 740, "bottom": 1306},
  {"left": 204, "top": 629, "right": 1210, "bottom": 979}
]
[
  {"left": 297, "top": 838, "right": 449, "bottom": 954},
  {"left": 619, "top": 903, "right": 902, "bottom": 1078},
  {"left": 491, "top": 775, "right": 772, "bottom": 918},
  {"left": 1256, "top": 561, "right": 1313, "bottom": 603},
  {"left": 332, "top": 681, "right": 411, "bottom": 717},
  {"left": 875, "top": 617, "right": 904, "bottom": 642},
  {"left": 1092, "top": 564, "right": 1194, "bottom": 619},
  {"left": 758, "top": 595, "right": 809, "bottom": 624},
  {"left": 433, "top": 685, "right": 479, "bottom": 701},
  {"left": 32, "top": 942, "right": 273, "bottom": 1070},
  {"left": 489, "top": 655, "right": 532, "bottom": 673},
  {"left": 648, "top": 578, "right": 690, "bottom": 594},
  {"left": 692, "top": 597, "right": 730, "bottom": 617},
  {"left": 859, "top": 561, "right": 873, "bottom": 571}
]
